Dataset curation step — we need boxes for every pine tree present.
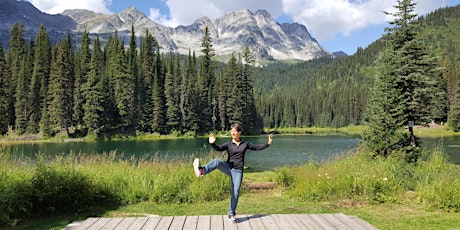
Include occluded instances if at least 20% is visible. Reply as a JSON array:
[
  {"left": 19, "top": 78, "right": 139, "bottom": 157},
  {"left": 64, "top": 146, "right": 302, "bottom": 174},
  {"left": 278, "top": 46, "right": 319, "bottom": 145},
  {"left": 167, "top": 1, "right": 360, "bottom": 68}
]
[
  {"left": 197, "top": 26, "right": 215, "bottom": 133},
  {"left": 151, "top": 50, "right": 166, "bottom": 134},
  {"left": 83, "top": 36, "right": 105, "bottom": 135},
  {"left": 164, "top": 54, "right": 181, "bottom": 131},
  {"left": 225, "top": 54, "right": 244, "bottom": 126},
  {"left": 138, "top": 30, "right": 155, "bottom": 132},
  {"left": 6, "top": 23, "right": 26, "bottom": 131},
  {"left": 0, "top": 47, "right": 9, "bottom": 134},
  {"left": 362, "top": 0, "right": 443, "bottom": 162},
  {"left": 28, "top": 24, "right": 51, "bottom": 134},
  {"left": 107, "top": 33, "right": 135, "bottom": 132},
  {"left": 128, "top": 25, "right": 139, "bottom": 129},
  {"left": 46, "top": 43, "right": 71, "bottom": 136},
  {"left": 241, "top": 47, "right": 262, "bottom": 133},
  {"left": 14, "top": 42, "right": 33, "bottom": 134},
  {"left": 183, "top": 51, "right": 200, "bottom": 133},
  {"left": 61, "top": 32, "right": 75, "bottom": 134},
  {"left": 73, "top": 30, "right": 91, "bottom": 130}
]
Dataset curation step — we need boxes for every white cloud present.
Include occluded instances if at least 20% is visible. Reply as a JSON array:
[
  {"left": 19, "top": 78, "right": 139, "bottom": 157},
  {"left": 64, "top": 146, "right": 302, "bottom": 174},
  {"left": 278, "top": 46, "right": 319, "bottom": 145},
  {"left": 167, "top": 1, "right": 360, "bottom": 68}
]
[
  {"left": 28, "top": 0, "right": 112, "bottom": 14},
  {"left": 282, "top": 0, "right": 449, "bottom": 42},
  {"left": 26, "top": 0, "right": 451, "bottom": 42},
  {"left": 159, "top": 0, "right": 284, "bottom": 27}
]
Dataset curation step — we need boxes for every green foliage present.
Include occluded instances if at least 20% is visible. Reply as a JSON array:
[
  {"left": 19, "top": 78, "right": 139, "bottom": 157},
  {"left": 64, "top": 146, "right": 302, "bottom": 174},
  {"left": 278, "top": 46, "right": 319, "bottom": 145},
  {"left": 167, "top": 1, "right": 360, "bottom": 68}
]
[
  {"left": 0, "top": 47, "right": 9, "bottom": 135},
  {"left": 0, "top": 165, "right": 33, "bottom": 226},
  {"left": 274, "top": 166, "right": 295, "bottom": 188},
  {"left": 362, "top": 0, "right": 444, "bottom": 160},
  {"left": 279, "top": 152, "right": 403, "bottom": 203},
  {"left": 0, "top": 154, "right": 119, "bottom": 227},
  {"left": 275, "top": 146, "right": 460, "bottom": 213},
  {"left": 415, "top": 148, "right": 460, "bottom": 212},
  {"left": 0, "top": 151, "right": 233, "bottom": 227},
  {"left": 2, "top": 4, "right": 460, "bottom": 138},
  {"left": 31, "top": 162, "right": 96, "bottom": 214}
]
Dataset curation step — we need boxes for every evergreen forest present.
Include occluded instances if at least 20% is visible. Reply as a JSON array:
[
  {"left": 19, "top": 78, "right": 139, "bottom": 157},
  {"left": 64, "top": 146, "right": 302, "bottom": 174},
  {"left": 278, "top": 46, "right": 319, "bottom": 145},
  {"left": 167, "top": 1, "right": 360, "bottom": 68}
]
[
  {"left": 253, "top": 4, "right": 460, "bottom": 130},
  {"left": 0, "top": 3, "right": 460, "bottom": 139}
]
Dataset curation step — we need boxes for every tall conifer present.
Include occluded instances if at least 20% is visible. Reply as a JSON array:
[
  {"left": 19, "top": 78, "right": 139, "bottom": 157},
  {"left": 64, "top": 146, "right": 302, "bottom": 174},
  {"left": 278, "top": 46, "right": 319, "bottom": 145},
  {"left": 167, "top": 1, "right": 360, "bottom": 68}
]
[
  {"left": 28, "top": 24, "right": 50, "bottom": 133},
  {"left": 6, "top": 23, "right": 26, "bottom": 131},
  {"left": 362, "top": 0, "right": 444, "bottom": 161},
  {"left": 83, "top": 36, "right": 105, "bottom": 135},
  {"left": 14, "top": 42, "right": 33, "bottom": 134},
  {"left": 73, "top": 30, "right": 91, "bottom": 129},
  {"left": 198, "top": 26, "right": 215, "bottom": 133},
  {"left": 0, "top": 47, "right": 9, "bottom": 134}
]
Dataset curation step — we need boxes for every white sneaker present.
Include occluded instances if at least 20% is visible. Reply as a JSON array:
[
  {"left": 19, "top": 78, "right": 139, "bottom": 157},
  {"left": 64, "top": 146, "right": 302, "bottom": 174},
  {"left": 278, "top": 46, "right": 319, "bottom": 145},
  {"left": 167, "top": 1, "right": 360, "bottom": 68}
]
[
  {"left": 228, "top": 215, "right": 237, "bottom": 223},
  {"left": 193, "top": 158, "right": 203, "bottom": 177}
]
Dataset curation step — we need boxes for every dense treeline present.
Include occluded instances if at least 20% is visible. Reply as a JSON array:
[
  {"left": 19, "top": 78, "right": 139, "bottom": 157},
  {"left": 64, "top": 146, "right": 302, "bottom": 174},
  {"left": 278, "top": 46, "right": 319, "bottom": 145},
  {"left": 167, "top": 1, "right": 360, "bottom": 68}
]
[
  {"left": 1, "top": 5, "right": 460, "bottom": 138},
  {"left": 0, "top": 24, "right": 262, "bottom": 138},
  {"left": 253, "top": 4, "right": 460, "bottom": 130}
]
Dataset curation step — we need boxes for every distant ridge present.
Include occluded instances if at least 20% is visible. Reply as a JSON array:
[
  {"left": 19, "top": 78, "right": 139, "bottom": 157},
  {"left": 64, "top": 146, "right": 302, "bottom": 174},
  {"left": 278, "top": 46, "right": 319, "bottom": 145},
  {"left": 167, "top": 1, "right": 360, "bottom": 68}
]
[{"left": 0, "top": 0, "right": 332, "bottom": 62}]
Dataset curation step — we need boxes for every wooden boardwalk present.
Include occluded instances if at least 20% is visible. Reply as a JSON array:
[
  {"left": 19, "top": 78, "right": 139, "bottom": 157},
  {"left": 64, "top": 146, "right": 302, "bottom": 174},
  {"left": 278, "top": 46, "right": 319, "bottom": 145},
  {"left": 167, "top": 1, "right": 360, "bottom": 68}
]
[{"left": 64, "top": 213, "right": 378, "bottom": 230}]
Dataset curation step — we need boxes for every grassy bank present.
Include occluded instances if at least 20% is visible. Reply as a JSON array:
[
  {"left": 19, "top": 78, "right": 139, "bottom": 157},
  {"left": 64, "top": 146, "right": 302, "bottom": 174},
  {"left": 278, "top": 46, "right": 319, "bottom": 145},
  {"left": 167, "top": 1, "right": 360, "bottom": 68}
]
[
  {"left": 2, "top": 124, "right": 458, "bottom": 145},
  {"left": 269, "top": 125, "right": 460, "bottom": 137},
  {"left": 1, "top": 145, "right": 459, "bottom": 229}
]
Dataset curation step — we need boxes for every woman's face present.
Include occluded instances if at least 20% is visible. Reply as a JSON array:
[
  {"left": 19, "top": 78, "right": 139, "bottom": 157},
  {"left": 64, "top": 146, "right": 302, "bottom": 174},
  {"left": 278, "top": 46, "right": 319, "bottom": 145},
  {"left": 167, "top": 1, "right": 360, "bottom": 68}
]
[{"left": 231, "top": 127, "right": 241, "bottom": 140}]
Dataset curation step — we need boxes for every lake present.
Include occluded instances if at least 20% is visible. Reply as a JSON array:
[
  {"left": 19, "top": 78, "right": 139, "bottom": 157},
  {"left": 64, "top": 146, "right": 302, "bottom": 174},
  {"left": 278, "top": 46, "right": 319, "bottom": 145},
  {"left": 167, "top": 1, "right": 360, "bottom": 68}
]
[{"left": 2, "top": 134, "right": 459, "bottom": 171}]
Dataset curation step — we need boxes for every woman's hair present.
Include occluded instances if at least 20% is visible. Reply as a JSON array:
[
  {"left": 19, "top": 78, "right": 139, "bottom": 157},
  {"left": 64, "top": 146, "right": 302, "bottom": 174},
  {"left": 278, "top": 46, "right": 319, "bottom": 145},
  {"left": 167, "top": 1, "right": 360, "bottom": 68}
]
[{"left": 230, "top": 123, "right": 243, "bottom": 132}]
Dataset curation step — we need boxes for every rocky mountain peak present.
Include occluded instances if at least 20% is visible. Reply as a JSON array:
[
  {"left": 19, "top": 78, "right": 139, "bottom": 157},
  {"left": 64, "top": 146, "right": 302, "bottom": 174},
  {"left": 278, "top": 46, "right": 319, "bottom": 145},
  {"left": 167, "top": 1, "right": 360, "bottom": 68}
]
[{"left": 0, "top": 1, "right": 332, "bottom": 62}]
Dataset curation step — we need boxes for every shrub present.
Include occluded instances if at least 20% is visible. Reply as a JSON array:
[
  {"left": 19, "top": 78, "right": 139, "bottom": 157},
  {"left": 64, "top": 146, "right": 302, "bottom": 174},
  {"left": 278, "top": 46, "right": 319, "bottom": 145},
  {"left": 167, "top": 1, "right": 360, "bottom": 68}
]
[
  {"left": 415, "top": 148, "right": 460, "bottom": 212},
  {"left": 279, "top": 151, "right": 403, "bottom": 203},
  {"left": 30, "top": 162, "right": 96, "bottom": 214},
  {"left": 0, "top": 170, "right": 33, "bottom": 226}
]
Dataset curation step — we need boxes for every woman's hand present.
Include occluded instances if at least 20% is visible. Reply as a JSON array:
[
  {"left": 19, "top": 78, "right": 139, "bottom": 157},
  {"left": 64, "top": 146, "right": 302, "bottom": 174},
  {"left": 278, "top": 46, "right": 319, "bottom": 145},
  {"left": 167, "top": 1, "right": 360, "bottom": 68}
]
[
  {"left": 268, "top": 133, "right": 273, "bottom": 145},
  {"left": 209, "top": 133, "right": 216, "bottom": 144}
]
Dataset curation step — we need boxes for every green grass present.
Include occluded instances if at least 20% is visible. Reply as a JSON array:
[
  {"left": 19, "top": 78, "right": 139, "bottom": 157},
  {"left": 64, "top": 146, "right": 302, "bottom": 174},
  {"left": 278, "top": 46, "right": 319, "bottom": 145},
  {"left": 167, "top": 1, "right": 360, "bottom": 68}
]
[
  {"left": 266, "top": 125, "right": 460, "bottom": 137},
  {"left": 1, "top": 146, "right": 459, "bottom": 230}
]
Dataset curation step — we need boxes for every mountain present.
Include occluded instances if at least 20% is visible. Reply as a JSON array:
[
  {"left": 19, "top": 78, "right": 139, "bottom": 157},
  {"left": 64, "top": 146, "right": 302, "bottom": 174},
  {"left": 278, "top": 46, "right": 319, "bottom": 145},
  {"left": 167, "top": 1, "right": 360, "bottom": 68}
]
[
  {"left": 0, "top": 0, "right": 331, "bottom": 61},
  {"left": 332, "top": 51, "right": 348, "bottom": 57},
  {"left": 0, "top": 0, "right": 75, "bottom": 31}
]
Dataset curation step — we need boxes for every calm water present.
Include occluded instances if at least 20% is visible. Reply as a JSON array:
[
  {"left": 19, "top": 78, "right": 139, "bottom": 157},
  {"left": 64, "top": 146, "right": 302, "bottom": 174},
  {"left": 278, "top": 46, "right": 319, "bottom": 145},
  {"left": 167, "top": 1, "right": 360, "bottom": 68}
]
[{"left": 3, "top": 134, "right": 459, "bottom": 171}]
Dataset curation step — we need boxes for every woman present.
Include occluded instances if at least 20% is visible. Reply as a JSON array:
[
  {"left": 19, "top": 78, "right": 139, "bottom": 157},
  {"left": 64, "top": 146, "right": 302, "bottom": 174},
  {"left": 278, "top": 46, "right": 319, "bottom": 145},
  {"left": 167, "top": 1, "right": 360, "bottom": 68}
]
[{"left": 193, "top": 123, "right": 273, "bottom": 223}]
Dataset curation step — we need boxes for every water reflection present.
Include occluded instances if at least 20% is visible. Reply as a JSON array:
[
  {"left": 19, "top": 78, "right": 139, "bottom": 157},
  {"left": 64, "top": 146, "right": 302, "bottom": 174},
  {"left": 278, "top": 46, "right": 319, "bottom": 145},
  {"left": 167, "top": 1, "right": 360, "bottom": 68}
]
[{"left": 2, "top": 134, "right": 458, "bottom": 171}]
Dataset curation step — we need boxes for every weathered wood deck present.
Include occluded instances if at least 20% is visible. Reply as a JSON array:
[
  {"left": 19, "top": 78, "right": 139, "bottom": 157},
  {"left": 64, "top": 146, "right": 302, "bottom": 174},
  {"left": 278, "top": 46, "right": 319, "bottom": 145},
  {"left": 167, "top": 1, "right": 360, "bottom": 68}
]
[{"left": 64, "top": 213, "right": 378, "bottom": 230}]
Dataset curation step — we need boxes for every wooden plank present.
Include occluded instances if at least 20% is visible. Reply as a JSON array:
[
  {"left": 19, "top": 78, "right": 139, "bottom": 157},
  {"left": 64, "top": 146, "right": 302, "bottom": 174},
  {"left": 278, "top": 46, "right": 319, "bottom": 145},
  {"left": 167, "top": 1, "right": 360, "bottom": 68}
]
[
  {"left": 295, "top": 214, "right": 326, "bottom": 230},
  {"left": 196, "top": 215, "right": 211, "bottom": 230},
  {"left": 247, "top": 215, "right": 266, "bottom": 230},
  {"left": 140, "top": 216, "right": 161, "bottom": 229},
  {"left": 101, "top": 217, "right": 123, "bottom": 229},
  {"left": 169, "top": 216, "right": 186, "bottom": 230},
  {"left": 319, "top": 214, "right": 352, "bottom": 229},
  {"left": 126, "top": 217, "right": 149, "bottom": 230},
  {"left": 309, "top": 214, "right": 335, "bottom": 229},
  {"left": 278, "top": 213, "right": 306, "bottom": 229},
  {"left": 234, "top": 215, "right": 252, "bottom": 230},
  {"left": 182, "top": 216, "right": 199, "bottom": 230},
  {"left": 349, "top": 216, "right": 379, "bottom": 230},
  {"left": 67, "top": 218, "right": 99, "bottom": 230},
  {"left": 64, "top": 214, "right": 378, "bottom": 230},
  {"left": 332, "top": 213, "right": 369, "bottom": 230},
  {"left": 270, "top": 214, "right": 297, "bottom": 230},
  {"left": 258, "top": 214, "right": 280, "bottom": 230},
  {"left": 86, "top": 218, "right": 112, "bottom": 229},
  {"left": 210, "top": 215, "right": 224, "bottom": 230},
  {"left": 113, "top": 218, "right": 138, "bottom": 230},
  {"left": 155, "top": 216, "right": 174, "bottom": 229}
]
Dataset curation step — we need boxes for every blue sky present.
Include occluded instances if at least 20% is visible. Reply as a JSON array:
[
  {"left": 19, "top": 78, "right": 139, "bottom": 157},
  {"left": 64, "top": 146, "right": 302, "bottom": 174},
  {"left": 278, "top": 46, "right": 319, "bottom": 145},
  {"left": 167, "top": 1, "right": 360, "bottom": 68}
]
[{"left": 27, "top": 0, "right": 460, "bottom": 55}]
